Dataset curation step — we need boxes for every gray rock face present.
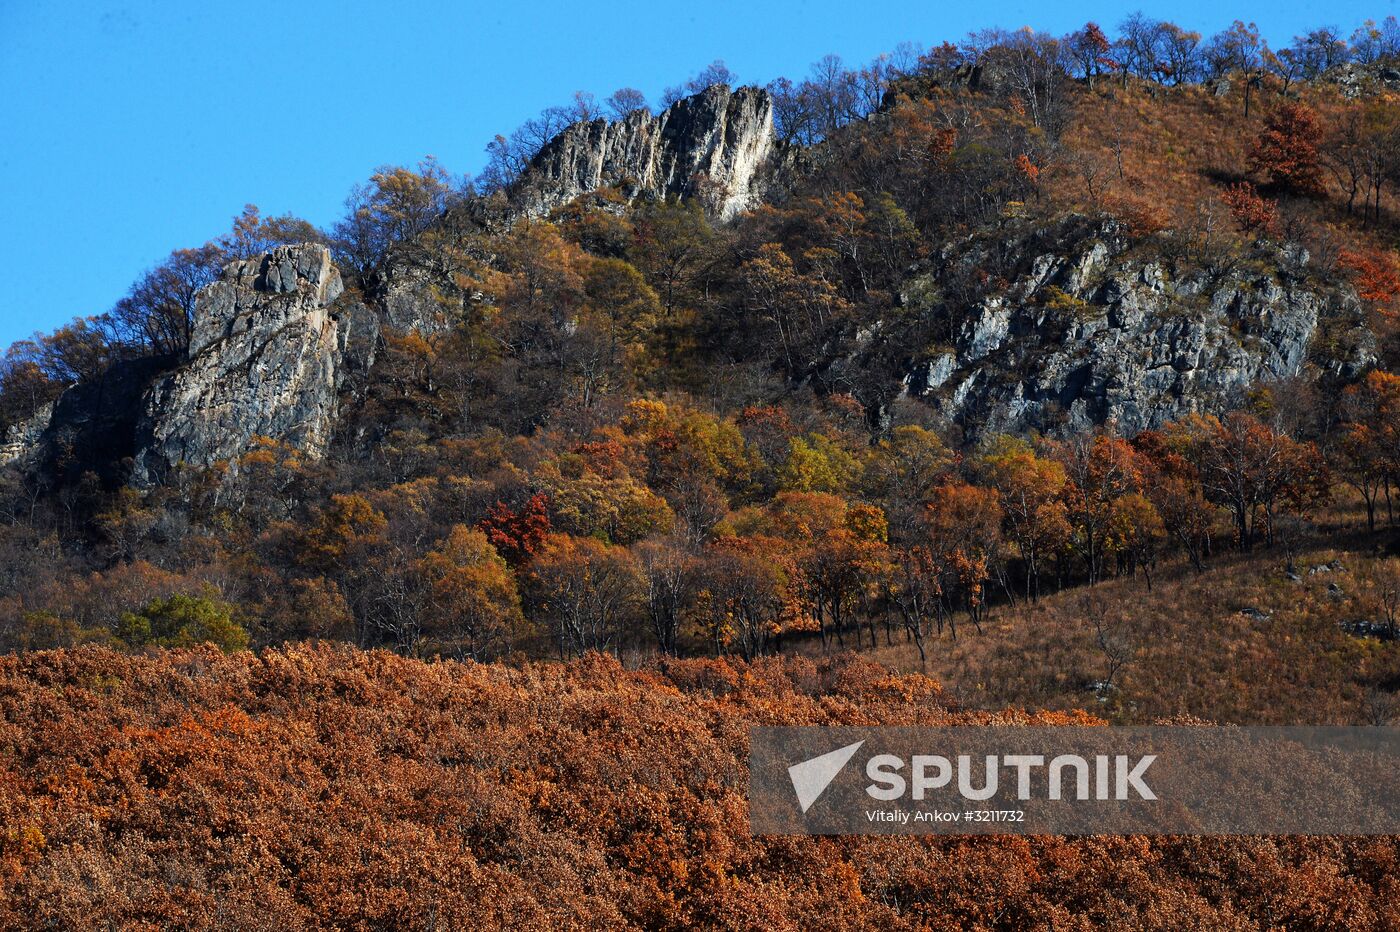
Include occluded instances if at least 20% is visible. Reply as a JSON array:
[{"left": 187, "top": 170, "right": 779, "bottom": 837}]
[
  {"left": 512, "top": 84, "right": 781, "bottom": 220},
  {"left": 187, "top": 245, "right": 343, "bottom": 355},
  {"left": 2, "top": 356, "right": 170, "bottom": 489},
  {"left": 897, "top": 221, "right": 1374, "bottom": 437},
  {"left": 371, "top": 260, "right": 462, "bottom": 334},
  {"left": 132, "top": 244, "right": 347, "bottom": 486},
  {"left": 1322, "top": 61, "right": 1400, "bottom": 98},
  {"left": 0, "top": 402, "right": 54, "bottom": 469}
]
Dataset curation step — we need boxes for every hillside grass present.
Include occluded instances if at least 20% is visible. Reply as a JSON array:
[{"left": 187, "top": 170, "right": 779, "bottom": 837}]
[{"left": 841, "top": 507, "right": 1400, "bottom": 725}]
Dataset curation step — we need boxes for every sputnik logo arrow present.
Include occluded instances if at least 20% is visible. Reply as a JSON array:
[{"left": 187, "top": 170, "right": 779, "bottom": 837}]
[{"left": 788, "top": 740, "right": 865, "bottom": 813}]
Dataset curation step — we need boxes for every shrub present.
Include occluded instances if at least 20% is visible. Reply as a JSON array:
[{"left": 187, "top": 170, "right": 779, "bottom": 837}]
[{"left": 117, "top": 594, "right": 249, "bottom": 653}]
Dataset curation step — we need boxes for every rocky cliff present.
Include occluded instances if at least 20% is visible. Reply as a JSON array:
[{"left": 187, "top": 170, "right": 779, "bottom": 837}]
[
  {"left": 0, "top": 355, "right": 173, "bottom": 490},
  {"left": 881, "top": 219, "right": 1375, "bottom": 437},
  {"left": 511, "top": 84, "right": 782, "bottom": 220},
  {"left": 0, "top": 245, "right": 359, "bottom": 489},
  {"left": 1323, "top": 60, "right": 1400, "bottom": 98},
  {"left": 4, "top": 219, "right": 1377, "bottom": 494},
  {"left": 0, "top": 403, "right": 52, "bottom": 468},
  {"left": 367, "top": 85, "right": 792, "bottom": 336},
  {"left": 130, "top": 244, "right": 347, "bottom": 486}
]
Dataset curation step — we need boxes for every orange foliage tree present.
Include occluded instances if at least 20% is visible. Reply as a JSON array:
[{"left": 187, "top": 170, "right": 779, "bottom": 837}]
[
  {"left": 1248, "top": 101, "right": 1325, "bottom": 195},
  {"left": 477, "top": 493, "right": 552, "bottom": 566},
  {"left": 977, "top": 436, "right": 1070, "bottom": 601},
  {"left": 1047, "top": 434, "right": 1144, "bottom": 584},
  {"left": 920, "top": 481, "right": 1002, "bottom": 632},
  {"left": 1339, "top": 371, "right": 1400, "bottom": 530},
  {"left": 1340, "top": 248, "right": 1400, "bottom": 319},
  {"left": 524, "top": 534, "right": 641, "bottom": 657},
  {"left": 1167, "top": 412, "right": 1327, "bottom": 550},
  {"left": 415, "top": 525, "right": 524, "bottom": 660},
  {"left": 1220, "top": 182, "right": 1279, "bottom": 236}
]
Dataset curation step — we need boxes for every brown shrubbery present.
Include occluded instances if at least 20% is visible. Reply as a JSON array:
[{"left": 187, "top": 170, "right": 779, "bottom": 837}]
[{"left": 0, "top": 644, "right": 1397, "bottom": 929}]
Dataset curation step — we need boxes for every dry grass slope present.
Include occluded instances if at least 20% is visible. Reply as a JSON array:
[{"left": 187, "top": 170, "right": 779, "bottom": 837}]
[{"left": 855, "top": 516, "right": 1400, "bottom": 725}]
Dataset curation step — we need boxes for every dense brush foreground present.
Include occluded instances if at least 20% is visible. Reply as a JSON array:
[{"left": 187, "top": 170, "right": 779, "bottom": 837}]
[{"left": 2, "top": 644, "right": 1399, "bottom": 930}]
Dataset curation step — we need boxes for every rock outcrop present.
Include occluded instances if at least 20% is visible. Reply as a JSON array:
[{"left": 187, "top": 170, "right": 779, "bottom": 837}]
[
  {"left": 131, "top": 244, "right": 347, "bottom": 486},
  {"left": 1322, "top": 60, "right": 1400, "bottom": 98},
  {"left": 368, "top": 258, "right": 462, "bottom": 335},
  {"left": 0, "top": 356, "right": 172, "bottom": 489},
  {"left": 889, "top": 219, "right": 1374, "bottom": 437},
  {"left": 0, "top": 403, "right": 52, "bottom": 469},
  {"left": 512, "top": 84, "right": 782, "bottom": 220}
]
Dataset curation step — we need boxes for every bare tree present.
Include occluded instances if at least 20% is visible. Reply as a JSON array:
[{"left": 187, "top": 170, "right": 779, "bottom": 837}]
[
  {"left": 1205, "top": 20, "right": 1266, "bottom": 115},
  {"left": 687, "top": 59, "right": 737, "bottom": 92},
  {"left": 1084, "top": 592, "right": 1133, "bottom": 694},
  {"left": 605, "top": 87, "right": 648, "bottom": 119},
  {"left": 110, "top": 245, "right": 224, "bottom": 357},
  {"left": 635, "top": 538, "right": 697, "bottom": 655}
]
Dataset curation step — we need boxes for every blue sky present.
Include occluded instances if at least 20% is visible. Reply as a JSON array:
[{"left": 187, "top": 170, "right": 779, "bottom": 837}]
[{"left": 1, "top": 0, "right": 1396, "bottom": 350}]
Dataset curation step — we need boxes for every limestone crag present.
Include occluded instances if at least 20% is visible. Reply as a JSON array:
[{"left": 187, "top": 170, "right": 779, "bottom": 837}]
[
  {"left": 131, "top": 244, "right": 347, "bottom": 486},
  {"left": 369, "top": 259, "right": 464, "bottom": 335},
  {"left": 892, "top": 220, "right": 1375, "bottom": 437},
  {"left": 512, "top": 84, "right": 781, "bottom": 220}
]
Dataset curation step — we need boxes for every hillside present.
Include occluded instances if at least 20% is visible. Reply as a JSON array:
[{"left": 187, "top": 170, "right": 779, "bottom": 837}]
[
  {"left": 850, "top": 507, "right": 1400, "bottom": 725},
  {"left": 4, "top": 15, "right": 1400, "bottom": 927},
  {"left": 1, "top": 49, "right": 1398, "bottom": 658}
]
